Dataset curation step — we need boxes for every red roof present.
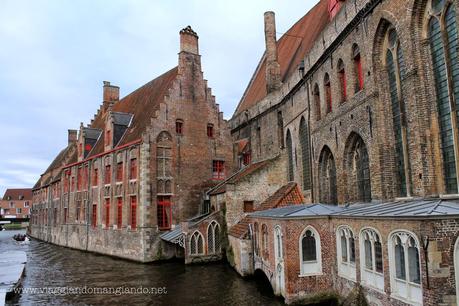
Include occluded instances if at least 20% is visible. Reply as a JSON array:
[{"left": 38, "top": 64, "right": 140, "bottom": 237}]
[
  {"left": 234, "top": 0, "right": 330, "bottom": 115},
  {"left": 2, "top": 188, "right": 32, "bottom": 201},
  {"left": 87, "top": 67, "right": 178, "bottom": 158},
  {"left": 228, "top": 182, "right": 304, "bottom": 238}
]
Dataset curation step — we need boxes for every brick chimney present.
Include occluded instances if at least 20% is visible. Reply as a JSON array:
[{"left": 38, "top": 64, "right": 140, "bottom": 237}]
[
  {"left": 180, "top": 26, "right": 199, "bottom": 55},
  {"left": 264, "top": 11, "right": 282, "bottom": 93},
  {"left": 68, "top": 129, "right": 77, "bottom": 145},
  {"left": 103, "top": 81, "right": 119, "bottom": 112}
]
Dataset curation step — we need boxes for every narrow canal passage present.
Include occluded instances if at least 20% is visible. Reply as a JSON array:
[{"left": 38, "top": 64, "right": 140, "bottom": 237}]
[{"left": 2, "top": 231, "right": 283, "bottom": 306}]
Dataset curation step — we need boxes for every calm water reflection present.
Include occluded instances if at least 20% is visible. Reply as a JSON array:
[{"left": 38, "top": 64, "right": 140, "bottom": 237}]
[{"left": 1, "top": 231, "right": 283, "bottom": 306}]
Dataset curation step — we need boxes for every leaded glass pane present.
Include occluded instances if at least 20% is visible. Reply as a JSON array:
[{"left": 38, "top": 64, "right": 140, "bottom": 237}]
[
  {"left": 302, "top": 230, "right": 317, "bottom": 261},
  {"left": 408, "top": 245, "right": 420, "bottom": 284},
  {"left": 430, "top": 16, "right": 458, "bottom": 193},
  {"left": 349, "top": 236, "right": 355, "bottom": 263},
  {"left": 375, "top": 239, "right": 383, "bottom": 273},
  {"left": 341, "top": 232, "right": 348, "bottom": 262},
  {"left": 300, "top": 118, "right": 312, "bottom": 190},
  {"left": 395, "top": 241, "right": 406, "bottom": 280},
  {"left": 286, "top": 131, "right": 294, "bottom": 182},
  {"left": 365, "top": 239, "right": 372, "bottom": 269}
]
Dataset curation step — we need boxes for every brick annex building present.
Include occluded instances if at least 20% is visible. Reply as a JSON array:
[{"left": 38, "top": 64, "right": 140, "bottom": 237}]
[
  {"left": 30, "top": 0, "right": 459, "bottom": 305},
  {"left": 0, "top": 188, "right": 32, "bottom": 218}
]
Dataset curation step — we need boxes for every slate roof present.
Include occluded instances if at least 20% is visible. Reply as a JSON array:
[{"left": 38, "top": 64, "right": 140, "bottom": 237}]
[
  {"left": 160, "top": 225, "right": 182, "bottom": 243},
  {"left": 234, "top": 0, "right": 331, "bottom": 115},
  {"left": 2, "top": 189, "right": 32, "bottom": 201},
  {"left": 249, "top": 199, "right": 459, "bottom": 219}
]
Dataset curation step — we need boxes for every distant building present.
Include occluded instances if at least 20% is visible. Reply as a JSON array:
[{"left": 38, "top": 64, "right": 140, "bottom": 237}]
[{"left": 0, "top": 189, "right": 32, "bottom": 218}]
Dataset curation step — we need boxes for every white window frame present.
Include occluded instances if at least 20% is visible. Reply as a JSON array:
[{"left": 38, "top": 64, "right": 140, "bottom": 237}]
[
  {"left": 360, "top": 227, "right": 385, "bottom": 292},
  {"left": 189, "top": 230, "right": 205, "bottom": 256},
  {"left": 16, "top": 208, "right": 22, "bottom": 214},
  {"left": 388, "top": 230, "right": 422, "bottom": 305},
  {"left": 299, "top": 225, "right": 322, "bottom": 276},
  {"left": 207, "top": 221, "right": 220, "bottom": 254},
  {"left": 274, "top": 225, "right": 285, "bottom": 296},
  {"left": 336, "top": 225, "right": 356, "bottom": 281}
]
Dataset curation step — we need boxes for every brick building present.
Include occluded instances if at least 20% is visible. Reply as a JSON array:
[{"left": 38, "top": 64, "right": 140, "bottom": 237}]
[
  {"left": 29, "top": 26, "right": 233, "bottom": 262},
  {"left": 0, "top": 188, "right": 32, "bottom": 218}
]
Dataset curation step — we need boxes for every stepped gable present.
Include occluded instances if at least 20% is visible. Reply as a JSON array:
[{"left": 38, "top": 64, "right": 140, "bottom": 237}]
[
  {"left": 234, "top": 0, "right": 330, "bottom": 116},
  {"left": 87, "top": 67, "right": 178, "bottom": 158}
]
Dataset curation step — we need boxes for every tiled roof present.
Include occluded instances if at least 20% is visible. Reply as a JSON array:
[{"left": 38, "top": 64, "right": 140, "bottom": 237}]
[
  {"left": 228, "top": 182, "right": 303, "bottom": 239},
  {"left": 228, "top": 217, "right": 251, "bottom": 239},
  {"left": 2, "top": 189, "right": 32, "bottom": 201},
  {"left": 208, "top": 157, "right": 278, "bottom": 195},
  {"left": 87, "top": 67, "right": 178, "bottom": 157},
  {"left": 234, "top": 0, "right": 330, "bottom": 115},
  {"left": 258, "top": 182, "right": 304, "bottom": 211},
  {"left": 250, "top": 199, "right": 459, "bottom": 219}
]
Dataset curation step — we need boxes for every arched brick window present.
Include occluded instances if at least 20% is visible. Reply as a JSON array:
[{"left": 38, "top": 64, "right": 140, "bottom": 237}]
[
  {"left": 385, "top": 28, "right": 411, "bottom": 197},
  {"left": 345, "top": 133, "right": 371, "bottom": 202},
  {"left": 353, "top": 44, "right": 364, "bottom": 92},
  {"left": 299, "top": 226, "right": 322, "bottom": 275},
  {"left": 262, "top": 224, "right": 269, "bottom": 259},
  {"left": 313, "top": 83, "right": 321, "bottom": 120},
  {"left": 190, "top": 231, "right": 204, "bottom": 256},
  {"left": 389, "top": 231, "right": 422, "bottom": 304},
  {"left": 299, "top": 117, "right": 311, "bottom": 190},
  {"left": 286, "top": 129, "right": 294, "bottom": 182},
  {"left": 207, "top": 221, "right": 220, "bottom": 254},
  {"left": 337, "top": 226, "right": 356, "bottom": 280},
  {"left": 338, "top": 59, "right": 347, "bottom": 102},
  {"left": 324, "top": 73, "right": 332, "bottom": 113},
  {"left": 428, "top": 0, "right": 459, "bottom": 194},
  {"left": 360, "top": 228, "right": 384, "bottom": 290},
  {"left": 319, "top": 146, "right": 337, "bottom": 204}
]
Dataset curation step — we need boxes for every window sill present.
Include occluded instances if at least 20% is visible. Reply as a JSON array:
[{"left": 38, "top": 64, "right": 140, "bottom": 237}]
[
  {"left": 361, "top": 282, "right": 385, "bottom": 294},
  {"left": 337, "top": 273, "right": 356, "bottom": 283},
  {"left": 298, "top": 272, "right": 323, "bottom": 277},
  {"left": 390, "top": 293, "right": 421, "bottom": 306}
]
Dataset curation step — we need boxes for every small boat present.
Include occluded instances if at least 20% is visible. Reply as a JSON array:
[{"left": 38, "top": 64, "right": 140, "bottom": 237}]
[{"left": 12, "top": 234, "right": 27, "bottom": 242}]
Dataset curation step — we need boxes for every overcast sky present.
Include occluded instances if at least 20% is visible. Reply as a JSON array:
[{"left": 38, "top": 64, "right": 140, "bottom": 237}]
[{"left": 0, "top": 0, "right": 318, "bottom": 196}]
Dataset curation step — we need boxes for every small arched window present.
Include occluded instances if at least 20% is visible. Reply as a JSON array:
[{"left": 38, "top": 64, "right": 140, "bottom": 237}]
[
  {"left": 353, "top": 44, "right": 364, "bottom": 92},
  {"left": 324, "top": 73, "right": 332, "bottom": 113},
  {"left": 337, "top": 226, "right": 356, "bottom": 280},
  {"left": 360, "top": 228, "right": 384, "bottom": 290},
  {"left": 176, "top": 119, "right": 183, "bottom": 135},
  {"left": 262, "top": 224, "right": 269, "bottom": 259},
  {"left": 319, "top": 146, "right": 337, "bottom": 204},
  {"left": 338, "top": 59, "right": 347, "bottom": 102},
  {"left": 300, "top": 226, "right": 322, "bottom": 275},
  {"left": 190, "top": 231, "right": 204, "bottom": 256},
  {"left": 389, "top": 231, "right": 422, "bottom": 304},
  {"left": 207, "top": 221, "right": 220, "bottom": 254},
  {"left": 313, "top": 84, "right": 321, "bottom": 120}
]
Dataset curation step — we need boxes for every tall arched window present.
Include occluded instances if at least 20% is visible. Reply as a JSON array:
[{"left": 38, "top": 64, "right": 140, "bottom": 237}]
[
  {"left": 385, "top": 29, "right": 411, "bottom": 197},
  {"left": 262, "top": 224, "right": 269, "bottom": 259},
  {"left": 299, "top": 117, "right": 311, "bottom": 190},
  {"left": 207, "top": 221, "right": 220, "bottom": 254},
  {"left": 428, "top": 0, "right": 459, "bottom": 194},
  {"left": 253, "top": 222, "right": 259, "bottom": 256},
  {"left": 274, "top": 226, "right": 283, "bottom": 260},
  {"left": 360, "top": 228, "right": 384, "bottom": 291},
  {"left": 319, "top": 146, "right": 337, "bottom": 204},
  {"left": 338, "top": 59, "right": 347, "bottom": 102},
  {"left": 299, "top": 226, "right": 322, "bottom": 275},
  {"left": 353, "top": 44, "right": 364, "bottom": 92},
  {"left": 336, "top": 226, "right": 356, "bottom": 280},
  {"left": 345, "top": 133, "right": 371, "bottom": 202},
  {"left": 286, "top": 130, "right": 294, "bottom": 182},
  {"left": 324, "top": 73, "right": 332, "bottom": 113},
  {"left": 313, "top": 84, "right": 321, "bottom": 120},
  {"left": 389, "top": 231, "right": 422, "bottom": 304},
  {"left": 190, "top": 231, "right": 204, "bottom": 256}
]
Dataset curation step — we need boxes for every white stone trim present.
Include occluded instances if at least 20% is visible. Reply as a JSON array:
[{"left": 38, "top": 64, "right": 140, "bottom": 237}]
[{"left": 298, "top": 225, "right": 322, "bottom": 276}]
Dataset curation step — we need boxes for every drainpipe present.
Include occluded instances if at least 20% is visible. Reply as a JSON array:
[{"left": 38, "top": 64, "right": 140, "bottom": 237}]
[{"left": 422, "top": 235, "right": 430, "bottom": 289}]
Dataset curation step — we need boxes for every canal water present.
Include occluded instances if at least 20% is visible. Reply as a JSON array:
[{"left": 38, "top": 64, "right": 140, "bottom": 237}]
[{"left": 1, "top": 230, "right": 284, "bottom": 306}]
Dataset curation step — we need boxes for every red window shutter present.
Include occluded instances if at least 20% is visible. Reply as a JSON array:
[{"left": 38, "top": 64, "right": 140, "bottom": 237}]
[
  {"left": 207, "top": 124, "right": 214, "bottom": 138},
  {"left": 105, "top": 165, "right": 111, "bottom": 184},
  {"left": 339, "top": 69, "right": 347, "bottom": 102},
  {"left": 131, "top": 196, "right": 137, "bottom": 229},
  {"left": 157, "top": 196, "right": 171, "bottom": 230},
  {"left": 92, "top": 204, "right": 97, "bottom": 228},
  {"left": 117, "top": 198, "right": 122, "bottom": 228},
  {"left": 105, "top": 198, "right": 110, "bottom": 227},
  {"left": 116, "top": 162, "right": 123, "bottom": 182},
  {"left": 176, "top": 121, "right": 183, "bottom": 135},
  {"left": 130, "top": 158, "right": 137, "bottom": 179}
]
